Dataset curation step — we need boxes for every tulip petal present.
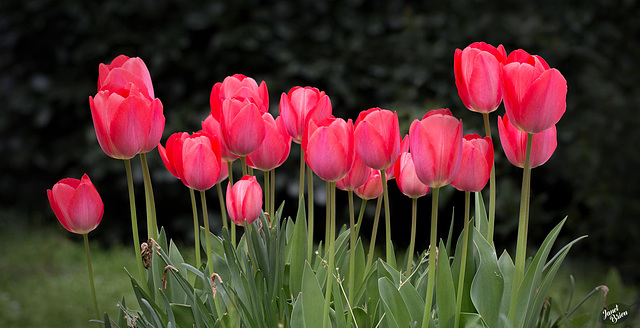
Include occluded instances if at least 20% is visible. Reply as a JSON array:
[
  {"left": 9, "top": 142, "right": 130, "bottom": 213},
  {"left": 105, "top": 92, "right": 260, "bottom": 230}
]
[{"left": 519, "top": 69, "right": 567, "bottom": 134}]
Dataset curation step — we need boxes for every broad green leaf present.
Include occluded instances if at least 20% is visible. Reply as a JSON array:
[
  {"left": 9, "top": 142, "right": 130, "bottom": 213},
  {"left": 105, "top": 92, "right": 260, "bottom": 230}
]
[
  {"left": 460, "top": 312, "right": 485, "bottom": 328},
  {"left": 332, "top": 273, "right": 347, "bottom": 328},
  {"left": 302, "top": 262, "right": 325, "bottom": 328},
  {"left": 398, "top": 279, "right": 424, "bottom": 327},
  {"left": 117, "top": 297, "right": 128, "bottom": 328},
  {"left": 378, "top": 276, "right": 411, "bottom": 328},
  {"left": 159, "top": 289, "right": 178, "bottom": 328},
  {"left": 470, "top": 228, "right": 504, "bottom": 328},
  {"left": 498, "top": 250, "right": 515, "bottom": 321},
  {"left": 450, "top": 220, "right": 476, "bottom": 313},
  {"left": 474, "top": 192, "right": 489, "bottom": 239},
  {"left": 436, "top": 239, "right": 456, "bottom": 328},
  {"left": 171, "top": 303, "right": 196, "bottom": 328},
  {"left": 290, "top": 293, "right": 305, "bottom": 328},
  {"left": 353, "top": 307, "right": 369, "bottom": 328}
]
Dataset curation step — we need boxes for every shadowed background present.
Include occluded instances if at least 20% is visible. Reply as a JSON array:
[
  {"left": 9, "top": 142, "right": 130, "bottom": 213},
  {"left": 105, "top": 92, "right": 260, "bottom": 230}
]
[{"left": 2, "top": 0, "right": 639, "bottom": 295}]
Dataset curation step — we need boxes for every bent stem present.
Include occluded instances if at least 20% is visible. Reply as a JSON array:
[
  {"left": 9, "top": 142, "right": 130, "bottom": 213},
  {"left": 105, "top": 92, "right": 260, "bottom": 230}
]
[
  {"left": 482, "top": 113, "right": 496, "bottom": 244},
  {"left": 365, "top": 195, "right": 383, "bottom": 274},
  {"left": 83, "top": 234, "right": 100, "bottom": 319},
  {"left": 380, "top": 169, "right": 392, "bottom": 263},
  {"left": 322, "top": 181, "right": 336, "bottom": 328},
  {"left": 190, "top": 188, "right": 201, "bottom": 266},
  {"left": 509, "top": 132, "right": 534, "bottom": 322},
  {"left": 454, "top": 191, "right": 471, "bottom": 328},
  {"left": 124, "top": 159, "right": 146, "bottom": 286},
  {"left": 422, "top": 186, "right": 440, "bottom": 328},
  {"left": 406, "top": 197, "right": 418, "bottom": 274},
  {"left": 140, "top": 152, "right": 158, "bottom": 241},
  {"left": 200, "top": 190, "right": 213, "bottom": 273}
]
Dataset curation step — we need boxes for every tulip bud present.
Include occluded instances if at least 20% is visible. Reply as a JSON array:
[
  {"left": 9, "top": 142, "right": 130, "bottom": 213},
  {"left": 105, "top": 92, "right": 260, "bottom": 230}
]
[
  {"left": 354, "top": 168, "right": 384, "bottom": 200},
  {"left": 454, "top": 42, "right": 506, "bottom": 113},
  {"left": 279, "top": 86, "right": 332, "bottom": 143},
  {"left": 394, "top": 152, "right": 430, "bottom": 198},
  {"left": 451, "top": 134, "right": 494, "bottom": 192},
  {"left": 48, "top": 174, "right": 104, "bottom": 235},
  {"left": 302, "top": 117, "right": 355, "bottom": 182},
  {"left": 354, "top": 108, "right": 401, "bottom": 171},
  {"left": 246, "top": 113, "right": 292, "bottom": 171},
  {"left": 226, "top": 175, "right": 263, "bottom": 226}
]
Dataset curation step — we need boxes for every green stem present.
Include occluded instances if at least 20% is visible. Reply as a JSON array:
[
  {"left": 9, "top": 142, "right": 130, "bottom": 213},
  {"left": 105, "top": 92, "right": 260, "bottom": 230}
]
[
  {"left": 124, "top": 159, "right": 146, "bottom": 286},
  {"left": 354, "top": 199, "right": 368, "bottom": 238},
  {"left": 228, "top": 161, "right": 236, "bottom": 247},
  {"left": 201, "top": 191, "right": 213, "bottom": 273},
  {"left": 380, "top": 170, "right": 392, "bottom": 263},
  {"left": 190, "top": 188, "right": 201, "bottom": 267},
  {"left": 365, "top": 195, "right": 383, "bottom": 274},
  {"left": 406, "top": 197, "right": 418, "bottom": 274},
  {"left": 482, "top": 113, "right": 496, "bottom": 244},
  {"left": 422, "top": 187, "right": 440, "bottom": 328},
  {"left": 299, "top": 149, "right": 305, "bottom": 207},
  {"left": 454, "top": 191, "right": 471, "bottom": 328},
  {"left": 241, "top": 156, "right": 248, "bottom": 176},
  {"left": 83, "top": 234, "right": 100, "bottom": 319},
  {"left": 348, "top": 190, "right": 355, "bottom": 316},
  {"left": 324, "top": 178, "right": 330, "bottom": 249},
  {"left": 307, "top": 163, "right": 315, "bottom": 260},
  {"left": 264, "top": 170, "right": 271, "bottom": 216},
  {"left": 509, "top": 132, "right": 534, "bottom": 323},
  {"left": 270, "top": 169, "right": 275, "bottom": 220},
  {"left": 140, "top": 153, "right": 158, "bottom": 241},
  {"left": 217, "top": 183, "right": 228, "bottom": 231},
  {"left": 322, "top": 181, "right": 336, "bottom": 328}
]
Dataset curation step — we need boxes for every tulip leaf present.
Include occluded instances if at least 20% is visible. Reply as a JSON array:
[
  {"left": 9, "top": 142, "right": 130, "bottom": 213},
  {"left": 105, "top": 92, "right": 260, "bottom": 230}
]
[
  {"left": 436, "top": 239, "right": 457, "bottom": 328},
  {"left": 398, "top": 278, "right": 424, "bottom": 327},
  {"left": 474, "top": 192, "right": 489, "bottom": 239},
  {"left": 470, "top": 228, "right": 504, "bottom": 328},
  {"left": 450, "top": 219, "right": 476, "bottom": 313},
  {"left": 378, "top": 276, "right": 411, "bottom": 328},
  {"left": 290, "top": 293, "right": 305, "bottom": 328},
  {"left": 301, "top": 262, "right": 325, "bottom": 328},
  {"left": 170, "top": 303, "right": 196, "bottom": 328},
  {"left": 498, "top": 250, "right": 515, "bottom": 320}
]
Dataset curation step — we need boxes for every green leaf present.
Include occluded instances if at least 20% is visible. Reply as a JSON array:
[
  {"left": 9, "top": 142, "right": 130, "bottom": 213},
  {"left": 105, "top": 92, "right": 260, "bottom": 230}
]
[
  {"left": 353, "top": 307, "right": 369, "bottom": 328},
  {"left": 436, "top": 239, "right": 456, "bottom": 328},
  {"left": 117, "top": 296, "right": 128, "bottom": 328},
  {"left": 460, "top": 312, "right": 485, "bottom": 328},
  {"left": 450, "top": 221, "right": 476, "bottom": 313},
  {"left": 470, "top": 228, "right": 504, "bottom": 328},
  {"left": 474, "top": 192, "right": 489, "bottom": 239},
  {"left": 332, "top": 273, "right": 347, "bottom": 328},
  {"left": 398, "top": 279, "right": 424, "bottom": 327},
  {"left": 446, "top": 209, "right": 455, "bottom": 254},
  {"left": 171, "top": 303, "right": 196, "bottom": 328},
  {"left": 302, "top": 262, "right": 325, "bottom": 328},
  {"left": 290, "top": 293, "right": 305, "bottom": 328},
  {"left": 378, "top": 276, "right": 411, "bottom": 328},
  {"left": 498, "top": 250, "right": 515, "bottom": 321}
]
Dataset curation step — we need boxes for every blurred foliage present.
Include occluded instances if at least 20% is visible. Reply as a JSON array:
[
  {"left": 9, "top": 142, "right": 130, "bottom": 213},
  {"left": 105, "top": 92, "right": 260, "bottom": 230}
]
[{"left": 1, "top": 0, "right": 639, "bottom": 284}]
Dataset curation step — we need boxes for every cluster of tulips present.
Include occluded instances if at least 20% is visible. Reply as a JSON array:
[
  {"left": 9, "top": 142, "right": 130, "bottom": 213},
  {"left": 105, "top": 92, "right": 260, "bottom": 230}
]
[{"left": 47, "top": 41, "right": 568, "bottom": 327}]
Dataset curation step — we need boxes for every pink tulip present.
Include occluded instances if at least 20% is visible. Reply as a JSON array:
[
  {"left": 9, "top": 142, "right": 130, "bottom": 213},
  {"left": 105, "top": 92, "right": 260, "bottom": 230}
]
[
  {"left": 279, "top": 86, "right": 333, "bottom": 143},
  {"left": 210, "top": 74, "right": 269, "bottom": 118},
  {"left": 451, "top": 134, "right": 494, "bottom": 192},
  {"left": 247, "top": 113, "right": 292, "bottom": 171},
  {"left": 454, "top": 42, "right": 506, "bottom": 113},
  {"left": 302, "top": 117, "right": 355, "bottom": 182},
  {"left": 90, "top": 84, "right": 164, "bottom": 159},
  {"left": 354, "top": 168, "right": 384, "bottom": 200},
  {"left": 354, "top": 108, "right": 401, "bottom": 171},
  {"left": 48, "top": 174, "right": 104, "bottom": 235},
  {"left": 336, "top": 153, "right": 370, "bottom": 191},
  {"left": 502, "top": 49, "right": 567, "bottom": 134},
  {"left": 226, "top": 175, "right": 263, "bottom": 226},
  {"left": 158, "top": 132, "right": 222, "bottom": 191},
  {"left": 409, "top": 108, "right": 463, "bottom": 188},
  {"left": 202, "top": 114, "right": 238, "bottom": 163},
  {"left": 394, "top": 152, "right": 430, "bottom": 198},
  {"left": 384, "top": 134, "right": 410, "bottom": 180},
  {"left": 98, "top": 54, "right": 155, "bottom": 101},
  {"left": 497, "top": 115, "right": 557, "bottom": 168},
  {"left": 219, "top": 97, "right": 266, "bottom": 156}
]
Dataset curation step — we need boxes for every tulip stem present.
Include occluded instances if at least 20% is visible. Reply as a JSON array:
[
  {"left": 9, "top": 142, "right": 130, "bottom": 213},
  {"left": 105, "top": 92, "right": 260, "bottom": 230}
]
[
  {"left": 190, "top": 188, "right": 201, "bottom": 267},
  {"left": 270, "top": 169, "right": 275, "bottom": 220},
  {"left": 299, "top": 149, "right": 305, "bottom": 207},
  {"left": 322, "top": 181, "right": 336, "bottom": 328},
  {"left": 200, "top": 191, "right": 213, "bottom": 274},
  {"left": 454, "top": 191, "right": 471, "bottom": 328},
  {"left": 422, "top": 187, "right": 440, "bottom": 328},
  {"left": 482, "top": 113, "right": 496, "bottom": 244},
  {"left": 348, "top": 190, "right": 355, "bottom": 318},
  {"left": 353, "top": 199, "right": 367, "bottom": 238},
  {"left": 365, "top": 195, "right": 383, "bottom": 275},
  {"left": 380, "top": 170, "right": 393, "bottom": 265},
  {"left": 140, "top": 153, "right": 158, "bottom": 242},
  {"left": 217, "top": 183, "right": 228, "bottom": 231},
  {"left": 241, "top": 156, "right": 248, "bottom": 176},
  {"left": 227, "top": 161, "right": 236, "bottom": 247},
  {"left": 124, "top": 159, "right": 146, "bottom": 287},
  {"left": 509, "top": 132, "right": 534, "bottom": 323},
  {"left": 325, "top": 180, "right": 330, "bottom": 252},
  {"left": 406, "top": 197, "right": 418, "bottom": 274},
  {"left": 264, "top": 170, "right": 271, "bottom": 216},
  {"left": 83, "top": 234, "right": 100, "bottom": 319},
  {"left": 307, "top": 164, "right": 315, "bottom": 261}
]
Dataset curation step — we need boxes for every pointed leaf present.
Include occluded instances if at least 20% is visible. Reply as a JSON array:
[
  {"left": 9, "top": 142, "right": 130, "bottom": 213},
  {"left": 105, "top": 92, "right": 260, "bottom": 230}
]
[
  {"left": 470, "top": 228, "right": 504, "bottom": 328},
  {"left": 436, "top": 239, "right": 457, "bottom": 328}
]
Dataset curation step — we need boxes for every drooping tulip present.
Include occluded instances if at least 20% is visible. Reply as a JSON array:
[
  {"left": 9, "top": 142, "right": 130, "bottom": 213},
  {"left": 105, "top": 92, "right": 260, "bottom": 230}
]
[
  {"left": 98, "top": 54, "right": 155, "bottom": 101},
  {"left": 454, "top": 42, "right": 506, "bottom": 113},
  {"left": 202, "top": 114, "right": 238, "bottom": 163},
  {"left": 219, "top": 97, "right": 266, "bottom": 156},
  {"left": 394, "top": 152, "right": 431, "bottom": 198},
  {"left": 48, "top": 174, "right": 104, "bottom": 235},
  {"left": 354, "top": 108, "right": 401, "bottom": 171},
  {"left": 497, "top": 115, "right": 557, "bottom": 168},
  {"left": 354, "top": 168, "right": 384, "bottom": 200},
  {"left": 302, "top": 117, "right": 355, "bottom": 182},
  {"left": 226, "top": 175, "right": 263, "bottom": 226},
  {"left": 279, "top": 86, "right": 333, "bottom": 143},
  {"left": 210, "top": 74, "right": 269, "bottom": 118},
  {"left": 502, "top": 49, "right": 567, "bottom": 134},
  {"left": 246, "top": 113, "right": 292, "bottom": 171},
  {"left": 451, "top": 134, "right": 494, "bottom": 192},
  {"left": 158, "top": 132, "right": 222, "bottom": 191},
  {"left": 409, "top": 109, "right": 463, "bottom": 188}
]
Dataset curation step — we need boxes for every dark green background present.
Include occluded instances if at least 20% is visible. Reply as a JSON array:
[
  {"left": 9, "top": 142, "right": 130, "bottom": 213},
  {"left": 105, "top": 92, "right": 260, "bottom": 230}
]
[{"left": 2, "top": 0, "right": 639, "bottom": 284}]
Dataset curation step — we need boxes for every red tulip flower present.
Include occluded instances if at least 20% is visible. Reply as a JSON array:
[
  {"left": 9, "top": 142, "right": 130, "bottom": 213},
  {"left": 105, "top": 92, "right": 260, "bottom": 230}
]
[
  {"left": 279, "top": 86, "right": 333, "bottom": 144},
  {"left": 98, "top": 54, "right": 155, "bottom": 101},
  {"left": 158, "top": 132, "right": 222, "bottom": 191},
  {"left": 354, "top": 168, "right": 384, "bottom": 200},
  {"left": 394, "top": 152, "right": 431, "bottom": 198},
  {"left": 210, "top": 74, "right": 269, "bottom": 118},
  {"left": 336, "top": 153, "right": 370, "bottom": 192},
  {"left": 247, "top": 113, "right": 292, "bottom": 171},
  {"left": 502, "top": 49, "right": 567, "bottom": 134},
  {"left": 226, "top": 175, "right": 263, "bottom": 226},
  {"left": 90, "top": 84, "right": 164, "bottom": 159},
  {"left": 220, "top": 97, "right": 266, "bottom": 156},
  {"left": 354, "top": 108, "right": 401, "bottom": 171},
  {"left": 454, "top": 42, "right": 506, "bottom": 113},
  {"left": 497, "top": 115, "right": 557, "bottom": 168},
  {"left": 451, "top": 134, "right": 494, "bottom": 192},
  {"left": 202, "top": 113, "right": 239, "bottom": 163},
  {"left": 409, "top": 109, "right": 463, "bottom": 188},
  {"left": 302, "top": 117, "right": 355, "bottom": 182},
  {"left": 48, "top": 174, "right": 104, "bottom": 235}
]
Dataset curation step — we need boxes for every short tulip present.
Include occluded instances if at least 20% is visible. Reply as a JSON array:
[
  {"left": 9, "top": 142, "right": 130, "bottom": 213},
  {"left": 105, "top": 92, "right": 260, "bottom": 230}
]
[
  {"left": 98, "top": 54, "right": 155, "bottom": 101},
  {"left": 394, "top": 152, "right": 430, "bottom": 198},
  {"left": 279, "top": 86, "right": 333, "bottom": 143},
  {"left": 354, "top": 168, "right": 384, "bottom": 200},
  {"left": 354, "top": 108, "right": 401, "bottom": 171},
  {"left": 409, "top": 109, "right": 463, "bottom": 188},
  {"left": 247, "top": 113, "right": 292, "bottom": 171},
  {"left": 48, "top": 174, "right": 104, "bottom": 235},
  {"left": 226, "top": 175, "right": 263, "bottom": 226},
  {"left": 451, "top": 134, "right": 494, "bottom": 192},
  {"left": 454, "top": 42, "right": 506, "bottom": 113},
  {"left": 158, "top": 132, "right": 222, "bottom": 191},
  {"left": 302, "top": 117, "right": 355, "bottom": 182},
  {"left": 336, "top": 153, "right": 370, "bottom": 191},
  {"left": 497, "top": 115, "right": 557, "bottom": 168},
  {"left": 220, "top": 97, "right": 266, "bottom": 156},
  {"left": 210, "top": 74, "right": 269, "bottom": 118},
  {"left": 502, "top": 49, "right": 567, "bottom": 134}
]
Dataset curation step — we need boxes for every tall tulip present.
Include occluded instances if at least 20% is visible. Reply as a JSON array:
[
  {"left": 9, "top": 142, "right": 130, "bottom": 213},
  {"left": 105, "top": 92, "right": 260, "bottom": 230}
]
[
  {"left": 354, "top": 108, "right": 401, "bottom": 171},
  {"left": 98, "top": 54, "right": 155, "bottom": 101},
  {"left": 210, "top": 74, "right": 269, "bottom": 118},
  {"left": 279, "top": 86, "right": 333, "bottom": 144},
  {"left": 502, "top": 49, "right": 567, "bottom": 134},
  {"left": 226, "top": 175, "right": 263, "bottom": 226},
  {"left": 497, "top": 115, "right": 557, "bottom": 168},
  {"left": 246, "top": 113, "right": 292, "bottom": 171},
  {"left": 302, "top": 117, "right": 354, "bottom": 182},
  {"left": 451, "top": 134, "right": 494, "bottom": 192},
  {"left": 454, "top": 42, "right": 506, "bottom": 113},
  {"left": 219, "top": 97, "right": 266, "bottom": 157}
]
